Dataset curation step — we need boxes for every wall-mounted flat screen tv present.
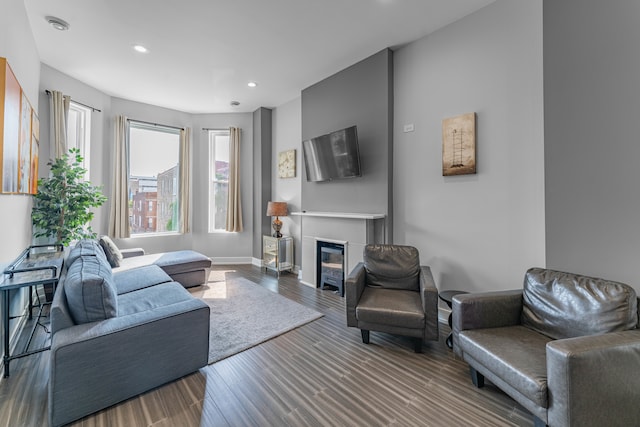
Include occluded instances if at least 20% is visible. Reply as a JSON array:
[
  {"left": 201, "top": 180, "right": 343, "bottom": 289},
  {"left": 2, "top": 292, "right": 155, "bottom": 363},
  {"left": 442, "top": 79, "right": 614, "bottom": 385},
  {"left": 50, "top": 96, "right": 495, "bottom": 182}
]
[{"left": 302, "top": 125, "right": 361, "bottom": 182}]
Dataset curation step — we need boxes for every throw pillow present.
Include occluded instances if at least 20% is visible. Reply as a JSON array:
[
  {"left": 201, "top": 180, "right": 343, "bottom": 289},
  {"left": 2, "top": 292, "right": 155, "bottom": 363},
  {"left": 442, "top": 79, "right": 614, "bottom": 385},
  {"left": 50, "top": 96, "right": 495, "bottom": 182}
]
[
  {"left": 64, "top": 255, "right": 118, "bottom": 324},
  {"left": 99, "top": 235, "right": 123, "bottom": 267}
]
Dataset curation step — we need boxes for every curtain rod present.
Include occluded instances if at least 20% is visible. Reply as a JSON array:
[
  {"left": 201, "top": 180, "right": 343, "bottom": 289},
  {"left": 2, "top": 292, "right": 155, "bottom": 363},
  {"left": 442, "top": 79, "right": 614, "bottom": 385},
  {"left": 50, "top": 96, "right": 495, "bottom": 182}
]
[
  {"left": 202, "top": 127, "right": 229, "bottom": 131},
  {"left": 129, "top": 118, "right": 184, "bottom": 131},
  {"left": 45, "top": 90, "right": 101, "bottom": 112}
]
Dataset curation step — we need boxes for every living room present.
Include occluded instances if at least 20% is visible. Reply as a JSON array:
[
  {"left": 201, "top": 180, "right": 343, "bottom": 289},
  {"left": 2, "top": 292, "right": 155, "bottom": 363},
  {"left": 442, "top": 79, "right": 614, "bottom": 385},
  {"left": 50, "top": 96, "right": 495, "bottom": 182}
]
[{"left": 2, "top": 0, "right": 640, "bottom": 426}]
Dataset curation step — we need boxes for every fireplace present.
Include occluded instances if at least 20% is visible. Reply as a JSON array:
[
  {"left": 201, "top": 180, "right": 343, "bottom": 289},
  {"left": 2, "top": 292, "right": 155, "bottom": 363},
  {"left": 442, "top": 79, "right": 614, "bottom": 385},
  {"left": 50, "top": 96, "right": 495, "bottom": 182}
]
[{"left": 316, "top": 240, "right": 345, "bottom": 297}]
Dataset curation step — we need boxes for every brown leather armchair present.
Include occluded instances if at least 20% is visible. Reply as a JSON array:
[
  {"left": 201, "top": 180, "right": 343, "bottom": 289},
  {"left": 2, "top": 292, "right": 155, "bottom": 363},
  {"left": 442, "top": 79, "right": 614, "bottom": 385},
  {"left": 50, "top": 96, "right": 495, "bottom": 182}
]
[
  {"left": 345, "top": 244, "right": 439, "bottom": 352},
  {"left": 453, "top": 268, "right": 640, "bottom": 427}
]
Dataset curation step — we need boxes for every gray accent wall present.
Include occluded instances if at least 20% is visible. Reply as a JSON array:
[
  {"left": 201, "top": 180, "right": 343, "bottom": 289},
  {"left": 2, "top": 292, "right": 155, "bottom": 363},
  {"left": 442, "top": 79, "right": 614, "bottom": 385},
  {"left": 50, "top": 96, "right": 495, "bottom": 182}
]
[
  {"left": 544, "top": 0, "right": 640, "bottom": 291},
  {"left": 393, "top": 0, "right": 545, "bottom": 292},
  {"left": 252, "top": 107, "right": 273, "bottom": 259},
  {"left": 301, "top": 49, "right": 394, "bottom": 238}
]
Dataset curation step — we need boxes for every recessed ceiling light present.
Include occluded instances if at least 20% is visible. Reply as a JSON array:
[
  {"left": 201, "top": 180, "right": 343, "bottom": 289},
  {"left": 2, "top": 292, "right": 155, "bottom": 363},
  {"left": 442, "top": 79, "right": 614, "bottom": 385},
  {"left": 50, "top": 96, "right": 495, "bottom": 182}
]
[
  {"left": 230, "top": 101, "right": 240, "bottom": 107},
  {"left": 133, "top": 44, "right": 149, "bottom": 53},
  {"left": 247, "top": 81, "right": 257, "bottom": 88},
  {"left": 45, "top": 16, "right": 69, "bottom": 31}
]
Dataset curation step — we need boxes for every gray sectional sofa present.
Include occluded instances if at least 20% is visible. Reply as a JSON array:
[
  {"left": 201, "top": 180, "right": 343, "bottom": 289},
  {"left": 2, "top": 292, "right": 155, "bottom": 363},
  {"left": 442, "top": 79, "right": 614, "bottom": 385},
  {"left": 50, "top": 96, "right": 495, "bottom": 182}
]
[
  {"left": 49, "top": 240, "right": 210, "bottom": 427},
  {"left": 98, "top": 235, "right": 212, "bottom": 288}
]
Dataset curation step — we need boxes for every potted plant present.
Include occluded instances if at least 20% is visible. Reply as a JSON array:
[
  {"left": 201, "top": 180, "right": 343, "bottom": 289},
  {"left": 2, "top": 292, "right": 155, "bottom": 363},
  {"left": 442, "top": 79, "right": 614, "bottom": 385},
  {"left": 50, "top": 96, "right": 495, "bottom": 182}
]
[{"left": 31, "top": 148, "right": 107, "bottom": 246}]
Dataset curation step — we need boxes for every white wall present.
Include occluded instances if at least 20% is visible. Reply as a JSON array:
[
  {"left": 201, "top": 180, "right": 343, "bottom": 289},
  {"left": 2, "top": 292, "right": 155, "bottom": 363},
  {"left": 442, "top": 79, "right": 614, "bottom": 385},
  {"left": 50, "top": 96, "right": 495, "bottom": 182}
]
[
  {"left": 271, "top": 97, "right": 302, "bottom": 269},
  {"left": 0, "top": 0, "right": 40, "bottom": 264},
  {"left": 38, "top": 64, "right": 112, "bottom": 235},
  {"left": 192, "top": 112, "right": 254, "bottom": 261},
  {"left": 544, "top": 0, "right": 640, "bottom": 291},
  {"left": 393, "top": 0, "right": 545, "bottom": 292},
  {"left": 0, "top": 0, "right": 41, "bottom": 367}
]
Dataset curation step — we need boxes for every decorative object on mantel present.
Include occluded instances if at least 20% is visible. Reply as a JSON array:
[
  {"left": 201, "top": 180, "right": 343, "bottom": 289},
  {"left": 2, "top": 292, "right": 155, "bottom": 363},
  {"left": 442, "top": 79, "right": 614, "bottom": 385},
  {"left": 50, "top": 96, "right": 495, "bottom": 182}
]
[
  {"left": 266, "top": 201, "right": 288, "bottom": 238},
  {"left": 278, "top": 149, "right": 296, "bottom": 178},
  {"left": 442, "top": 112, "right": 476, "bottom": 176}
]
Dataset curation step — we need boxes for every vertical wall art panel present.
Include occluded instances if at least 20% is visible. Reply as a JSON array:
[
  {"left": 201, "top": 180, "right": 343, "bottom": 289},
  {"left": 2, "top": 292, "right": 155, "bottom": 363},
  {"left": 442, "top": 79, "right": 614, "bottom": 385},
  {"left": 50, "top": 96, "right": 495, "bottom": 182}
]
[
  {"left": 30, "top": 110, "right": 39, "bottom": 194},
  {"left": 18, "top": 91, "right": 32, "bottom": 193},
  {"left": 1, "top": 59, "right": 21, "bottom": 193},
  {"left": 442, "top": 112, "right": 476, "bottom": 176}
]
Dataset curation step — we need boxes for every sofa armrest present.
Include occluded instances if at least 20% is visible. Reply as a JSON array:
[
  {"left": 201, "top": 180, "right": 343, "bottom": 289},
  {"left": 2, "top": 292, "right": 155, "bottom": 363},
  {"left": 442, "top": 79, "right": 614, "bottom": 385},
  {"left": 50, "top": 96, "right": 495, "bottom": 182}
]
[
  {"left": 420, "top": 266, "right": 439, "bottom": 340},
  {"left": 120, "top": 247, "right": 145, "bottom": 258},
  {"left": 451, "top": 290, "right": 523, "bottom": 355},
  {"left": 345, "top": 262, "right": 366, "bottom": 327},
  {"left": 546, "top": 330, "right": 640, "bottom": 427},
  {"left": 49, "top": 299, "right": 209, "bottom": 427}
]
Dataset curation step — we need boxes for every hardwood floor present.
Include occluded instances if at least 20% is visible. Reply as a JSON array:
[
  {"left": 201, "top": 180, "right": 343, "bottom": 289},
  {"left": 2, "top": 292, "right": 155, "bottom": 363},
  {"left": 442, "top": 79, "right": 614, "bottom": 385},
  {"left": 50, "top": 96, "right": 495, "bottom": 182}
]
[{"left": 0, "top": 264, "right": 534, "bottom": 426}]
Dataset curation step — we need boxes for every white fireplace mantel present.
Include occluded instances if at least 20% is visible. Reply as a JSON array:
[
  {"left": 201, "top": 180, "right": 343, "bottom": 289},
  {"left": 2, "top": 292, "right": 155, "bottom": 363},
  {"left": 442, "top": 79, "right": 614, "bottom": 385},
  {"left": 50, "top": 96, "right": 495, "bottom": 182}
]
[
  {"left": 296, "top": 211, "right": 386, "bottom": 288},
  {"left": 291, "top": 211, "right": 385, "bottom": 220}
]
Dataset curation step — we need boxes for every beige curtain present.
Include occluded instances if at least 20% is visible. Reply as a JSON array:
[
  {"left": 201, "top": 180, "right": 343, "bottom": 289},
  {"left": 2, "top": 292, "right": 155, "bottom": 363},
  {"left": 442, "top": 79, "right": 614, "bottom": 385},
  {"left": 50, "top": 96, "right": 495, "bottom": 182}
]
[
  {"left": 225, "top": 127, "right": 243, "bottom": 232},
  {"left": 108, "top": 115, "right": 130, "bottom": 238},
  {"left": 179, "top": 127, "right": 191, "bottom": 234},
  {"left": 50, "top": 90, "right": 71, "bottom": 158}
]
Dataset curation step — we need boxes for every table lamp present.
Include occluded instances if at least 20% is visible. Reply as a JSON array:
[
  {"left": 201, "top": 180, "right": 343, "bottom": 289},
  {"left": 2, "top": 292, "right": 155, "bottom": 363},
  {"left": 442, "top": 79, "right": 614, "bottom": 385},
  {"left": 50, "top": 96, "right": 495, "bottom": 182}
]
[{"left": 266, "top": 201, "right": 288, "bottom": 238}]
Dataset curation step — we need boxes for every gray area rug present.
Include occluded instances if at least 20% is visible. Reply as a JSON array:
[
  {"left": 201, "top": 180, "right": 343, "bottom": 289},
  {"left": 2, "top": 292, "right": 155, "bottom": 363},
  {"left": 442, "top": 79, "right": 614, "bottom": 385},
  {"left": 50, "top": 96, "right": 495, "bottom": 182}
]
[{"left": 189, "top": 276, "right": 323, "bottom": 364}]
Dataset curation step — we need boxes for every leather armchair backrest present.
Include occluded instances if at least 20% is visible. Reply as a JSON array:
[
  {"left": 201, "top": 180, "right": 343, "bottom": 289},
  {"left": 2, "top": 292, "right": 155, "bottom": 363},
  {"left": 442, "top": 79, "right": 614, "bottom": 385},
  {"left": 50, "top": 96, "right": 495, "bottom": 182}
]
[
  {"left": 521, "top": 267, "right": 638, "bottom": 340},
  {"left": 363, "top": 244, "right": 420, "bottom": 291}
]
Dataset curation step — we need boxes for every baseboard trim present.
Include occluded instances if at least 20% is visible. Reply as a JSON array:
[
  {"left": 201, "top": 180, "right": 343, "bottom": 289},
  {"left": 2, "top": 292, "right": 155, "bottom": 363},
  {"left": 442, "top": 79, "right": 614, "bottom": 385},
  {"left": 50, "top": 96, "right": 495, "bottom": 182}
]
[
  {"left": 0, "top": 302, "right": 30, "bottom": 384},
  {"left": 211, "top": 257, "right": 253, "bottom": 265}
]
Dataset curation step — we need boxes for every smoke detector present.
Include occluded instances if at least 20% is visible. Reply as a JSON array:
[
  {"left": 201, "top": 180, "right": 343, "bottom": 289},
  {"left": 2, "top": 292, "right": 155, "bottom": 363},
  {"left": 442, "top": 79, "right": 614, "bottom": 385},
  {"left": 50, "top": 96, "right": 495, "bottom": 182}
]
[
  {"left": 230, "top": 101, "right": 240, "bottom": 107},
  {"left": 45, "top": 16, "right": 70, "bottom": 31}
]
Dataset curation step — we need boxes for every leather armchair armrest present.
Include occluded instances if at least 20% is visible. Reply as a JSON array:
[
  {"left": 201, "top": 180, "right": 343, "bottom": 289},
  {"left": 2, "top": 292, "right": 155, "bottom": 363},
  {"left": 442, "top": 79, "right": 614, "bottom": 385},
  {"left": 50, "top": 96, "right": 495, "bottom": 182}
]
[
  {"left": 546, "top": 330, "right": 640, "bottom": 427},
  {"left": 345, "top": 262, "right": 366, "bottom": 327},
  {"left": 452, "top": 290, "right": 523, "bottom": 355},
  {"left": 120, "top": 248, "right": 145, "bottom": 258},
  {"left": 420, "top": 266, "right": 439, "bottom": 340}
]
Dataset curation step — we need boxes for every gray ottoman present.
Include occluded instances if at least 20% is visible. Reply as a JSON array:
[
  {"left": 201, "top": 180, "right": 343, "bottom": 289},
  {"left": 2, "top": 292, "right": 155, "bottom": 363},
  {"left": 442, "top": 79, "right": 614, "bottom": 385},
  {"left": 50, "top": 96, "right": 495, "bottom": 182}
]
[{"left": 152, "top": 250, "right": 212, "bottom": 288}]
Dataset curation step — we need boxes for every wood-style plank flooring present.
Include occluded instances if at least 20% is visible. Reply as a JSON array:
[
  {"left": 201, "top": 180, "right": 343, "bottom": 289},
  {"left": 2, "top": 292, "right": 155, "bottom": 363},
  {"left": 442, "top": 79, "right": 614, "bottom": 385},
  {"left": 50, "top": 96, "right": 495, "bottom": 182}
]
[{"left": 0, "top": 264, "right": 534, "bottom": 426}]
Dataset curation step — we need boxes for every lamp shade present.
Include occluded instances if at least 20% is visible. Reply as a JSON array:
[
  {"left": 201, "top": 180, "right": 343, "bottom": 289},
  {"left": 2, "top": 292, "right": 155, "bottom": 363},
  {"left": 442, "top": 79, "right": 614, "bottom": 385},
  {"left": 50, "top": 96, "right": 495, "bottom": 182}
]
[{"left": 266, "top": 201, "right": 288, "bottom": 217}]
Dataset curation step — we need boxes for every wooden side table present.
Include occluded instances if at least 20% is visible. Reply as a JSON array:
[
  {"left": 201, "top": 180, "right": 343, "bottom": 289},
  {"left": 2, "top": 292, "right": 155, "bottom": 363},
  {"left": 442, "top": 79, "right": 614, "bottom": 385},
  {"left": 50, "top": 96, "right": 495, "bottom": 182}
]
[{"left": 438, "top": 290, "right": 469, "bottom": 350}]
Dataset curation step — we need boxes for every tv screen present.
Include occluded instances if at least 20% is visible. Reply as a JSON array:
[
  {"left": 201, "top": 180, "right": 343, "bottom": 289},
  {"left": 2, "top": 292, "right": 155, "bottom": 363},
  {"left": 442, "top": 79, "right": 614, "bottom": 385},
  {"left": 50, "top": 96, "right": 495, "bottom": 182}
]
[{"left": 302, "top": 125, "right": 361, "bottom": 182}]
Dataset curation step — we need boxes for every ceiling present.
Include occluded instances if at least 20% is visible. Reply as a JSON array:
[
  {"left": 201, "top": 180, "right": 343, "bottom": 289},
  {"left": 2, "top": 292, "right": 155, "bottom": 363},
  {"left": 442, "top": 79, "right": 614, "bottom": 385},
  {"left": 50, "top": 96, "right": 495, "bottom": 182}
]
[{"left": 25, "top": 0, "right": 494, "bottom": 114}]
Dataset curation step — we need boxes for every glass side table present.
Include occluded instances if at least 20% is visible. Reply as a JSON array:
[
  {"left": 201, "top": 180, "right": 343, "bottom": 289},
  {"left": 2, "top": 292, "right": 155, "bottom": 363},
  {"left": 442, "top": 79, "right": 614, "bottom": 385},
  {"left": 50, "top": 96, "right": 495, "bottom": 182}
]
[{"left": 263, "top": 235, "right": 293, "bottom": 276}]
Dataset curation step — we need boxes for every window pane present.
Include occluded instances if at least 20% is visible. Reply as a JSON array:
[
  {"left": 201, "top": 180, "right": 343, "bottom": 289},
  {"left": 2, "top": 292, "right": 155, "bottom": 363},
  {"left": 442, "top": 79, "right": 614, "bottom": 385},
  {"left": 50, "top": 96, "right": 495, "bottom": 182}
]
[
  {"left": 209, "top": 131, "right": 230, "bottom": 232},
  {"left": 67, "top": 102, "right": 91, "bottom": 178},
  {"left": 128, "top": 123, "right": 180, "bottom": 235}
]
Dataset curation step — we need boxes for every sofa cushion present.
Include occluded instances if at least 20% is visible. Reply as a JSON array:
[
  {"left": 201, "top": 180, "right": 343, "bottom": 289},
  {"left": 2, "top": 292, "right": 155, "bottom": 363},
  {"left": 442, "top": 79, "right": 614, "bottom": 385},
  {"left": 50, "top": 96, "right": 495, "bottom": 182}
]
[
  {"left": 99, "top": 235, "right": 123, "bottom": 268},
  {"left": 459, "top": 325, "right": 551, "bottom": 409},
  {"left": 113, "top": 265, "right": 173, "bottom": 295},
  {"left": 356, "top": 287, "right": 425, "bottom": 329},
  {"left": 116, "top": 281, "right": 195, "bottom": 316},
  {"left": 67, "top": 239, "right": 106, "bottom": 267},
  {"left": 152, "top": 250, "right": 211, "bottom": 275},
  {"left": 522, "top": 268, "right": 638, "bottom": 340},
  {"left": 363, "top": 244, "right": 420, "bottom": 291},
  {"left": 64, "top": 255, "right": 118, "bottom": 324}
]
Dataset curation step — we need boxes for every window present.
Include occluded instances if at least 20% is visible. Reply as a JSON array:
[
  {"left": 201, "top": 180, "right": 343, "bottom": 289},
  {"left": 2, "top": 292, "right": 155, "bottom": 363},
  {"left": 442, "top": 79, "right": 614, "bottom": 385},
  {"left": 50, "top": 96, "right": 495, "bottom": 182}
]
[
  {"left": 67, "top": 101, "right": 91, "bottom": 177},
  {"left": 208, "top": 130, "right": 230, "bottom": 232},
  {"left": 128, "top": 121, "right": 180, "bottom": 235}
]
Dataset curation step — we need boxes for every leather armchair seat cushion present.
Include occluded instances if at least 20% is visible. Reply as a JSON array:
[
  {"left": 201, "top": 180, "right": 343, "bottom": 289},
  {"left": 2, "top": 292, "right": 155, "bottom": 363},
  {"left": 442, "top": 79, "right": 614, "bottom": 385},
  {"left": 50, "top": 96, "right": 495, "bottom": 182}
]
[
  {"left": 522, "top": 268, "right": 638, "bottom": 340},
  {"left": 364, "top": 244, "right": 420, "bottom": 291},
  {"left": 459, "top": 325, "right": 552, "bottom": 408},
  {"left": 356, "top": 287, "right": 425, "bottom": 329}
]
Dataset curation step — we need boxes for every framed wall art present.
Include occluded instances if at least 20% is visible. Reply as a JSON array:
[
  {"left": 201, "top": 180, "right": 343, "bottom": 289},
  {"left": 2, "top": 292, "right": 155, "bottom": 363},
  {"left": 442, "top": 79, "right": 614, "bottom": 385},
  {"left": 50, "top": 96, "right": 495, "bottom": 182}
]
[
  {"left": 442, "top": 112, "right": 476, "bottom": 176},
  {"left": 278, "top": 149, "right": 296, "bottom": 178}
]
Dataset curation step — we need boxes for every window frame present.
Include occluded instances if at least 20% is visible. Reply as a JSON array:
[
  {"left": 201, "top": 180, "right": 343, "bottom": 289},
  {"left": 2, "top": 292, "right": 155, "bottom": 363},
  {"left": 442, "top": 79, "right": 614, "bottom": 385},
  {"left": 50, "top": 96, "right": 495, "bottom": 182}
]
[
  {"left": 128, "top": 120, "right": 181, "bottom": 237},
  {"left": 208, "top": 130, "right": 230, "bottom": 233},
  {"left": 67, "top": 101, "right": 92, "bottom": 178}
]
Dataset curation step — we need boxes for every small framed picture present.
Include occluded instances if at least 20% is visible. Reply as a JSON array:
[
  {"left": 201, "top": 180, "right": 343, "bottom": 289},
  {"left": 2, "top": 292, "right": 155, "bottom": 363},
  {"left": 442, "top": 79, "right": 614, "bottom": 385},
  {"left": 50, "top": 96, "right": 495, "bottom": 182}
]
[
  {"left": 278, "top": 149, "right": 296, "bottom": 178},
  {"left": 442, "top": 112, "right": 476, "bottom": 176}
]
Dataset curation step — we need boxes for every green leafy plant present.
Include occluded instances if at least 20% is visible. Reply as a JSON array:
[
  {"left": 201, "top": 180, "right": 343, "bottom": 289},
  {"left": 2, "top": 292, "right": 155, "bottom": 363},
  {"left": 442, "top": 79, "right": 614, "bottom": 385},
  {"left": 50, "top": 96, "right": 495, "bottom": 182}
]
[{"left": 31, "top": 148, "right": 107, "bottom": 245}]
